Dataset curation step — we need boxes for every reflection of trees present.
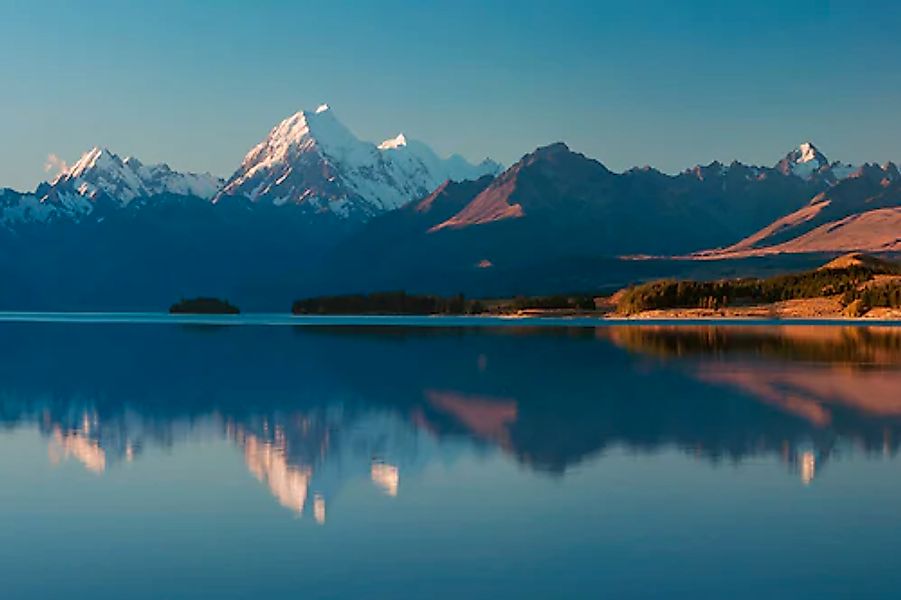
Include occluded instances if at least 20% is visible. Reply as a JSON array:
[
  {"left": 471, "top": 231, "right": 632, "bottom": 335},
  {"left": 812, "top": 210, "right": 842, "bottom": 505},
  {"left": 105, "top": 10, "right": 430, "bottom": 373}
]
[
  {"left": 607, "top": 325, "right": 901, "bottom": 365},
  {"left": 605, "top": 325, "right": 901, "bottom": 430},
  {"left": 601, "top": 325, "right": 901, "bottom": 481}
]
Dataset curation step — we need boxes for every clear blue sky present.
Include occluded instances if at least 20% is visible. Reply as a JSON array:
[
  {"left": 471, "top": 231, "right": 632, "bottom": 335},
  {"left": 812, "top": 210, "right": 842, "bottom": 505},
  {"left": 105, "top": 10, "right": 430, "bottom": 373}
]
[{"left": 2, "top": 0, "right": 900, "bottom": 191}]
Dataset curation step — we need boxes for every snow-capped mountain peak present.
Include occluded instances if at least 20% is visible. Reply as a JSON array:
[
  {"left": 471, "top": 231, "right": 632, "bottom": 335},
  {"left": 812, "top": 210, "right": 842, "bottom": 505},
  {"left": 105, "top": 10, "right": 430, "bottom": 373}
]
[
  {"left": 62, "top": 146, "right": 118, "bottom": 182},
  {"left": 378, "top": 133, "right": 408, "bottom": 150},
  {"left": 46, "top": 147, "right": 222, "bottom": 205},
  {"left": 52, "top": 147, "right": 151, "bottom": 203},
  {"left": 229, "top": 106, "right": 369, "bottom": 189},
  {"left": 775, "top": 141, "right": 831, "bottom": 180},
  {"left": 797, "top": 141, "right": 822, "bottom": 164},
  {"left": 218, "top": 105, "right": 501, "bottom": 218}
]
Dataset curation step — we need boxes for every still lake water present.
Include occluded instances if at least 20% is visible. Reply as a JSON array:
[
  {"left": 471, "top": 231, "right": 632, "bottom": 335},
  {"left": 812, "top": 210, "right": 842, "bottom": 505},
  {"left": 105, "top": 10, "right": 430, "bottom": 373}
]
[{"left": 1, "top": 319, "right": 900, "bottom": 598}]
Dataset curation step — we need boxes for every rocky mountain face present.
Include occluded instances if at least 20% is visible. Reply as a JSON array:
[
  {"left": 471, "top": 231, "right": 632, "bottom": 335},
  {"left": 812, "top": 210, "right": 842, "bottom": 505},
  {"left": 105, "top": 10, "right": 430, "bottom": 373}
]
[
  {"left": 424, "top": 141, "right": 871, "bottom": 242},
  {"left": 315, "top": 142, "right": 870, "bottom": 296},
  {"left": 698, "top": 162, "right": 901, "bottom": 258}
]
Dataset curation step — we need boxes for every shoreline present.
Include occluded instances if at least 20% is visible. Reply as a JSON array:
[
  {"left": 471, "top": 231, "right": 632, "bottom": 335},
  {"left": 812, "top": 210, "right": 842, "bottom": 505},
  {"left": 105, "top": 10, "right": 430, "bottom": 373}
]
[{"left": 0, "top": 311, "right": 898, "bottom": 327}]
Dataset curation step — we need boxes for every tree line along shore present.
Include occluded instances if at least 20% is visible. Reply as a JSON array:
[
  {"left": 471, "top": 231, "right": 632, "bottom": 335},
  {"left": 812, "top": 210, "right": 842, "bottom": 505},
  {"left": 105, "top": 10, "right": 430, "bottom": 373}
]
[
  {"left": 170, "top": 253, "right": 900, "bottom": 319},
  {"left": 614, "top": 253, "right": 901, "bottom": 318}
]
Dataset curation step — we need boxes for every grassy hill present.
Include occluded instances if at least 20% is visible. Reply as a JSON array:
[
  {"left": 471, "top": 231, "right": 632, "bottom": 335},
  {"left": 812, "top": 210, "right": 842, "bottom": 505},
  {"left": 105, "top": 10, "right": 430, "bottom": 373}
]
[{"left": 616, "top": 253, "right": 901, "bottom": 317}]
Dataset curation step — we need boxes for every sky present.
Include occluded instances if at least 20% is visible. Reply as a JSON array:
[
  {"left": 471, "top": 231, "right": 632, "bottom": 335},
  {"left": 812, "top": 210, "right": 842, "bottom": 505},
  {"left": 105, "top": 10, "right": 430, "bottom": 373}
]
[{"left": 1, "top": 0, "right": 900, "bottom": 191}]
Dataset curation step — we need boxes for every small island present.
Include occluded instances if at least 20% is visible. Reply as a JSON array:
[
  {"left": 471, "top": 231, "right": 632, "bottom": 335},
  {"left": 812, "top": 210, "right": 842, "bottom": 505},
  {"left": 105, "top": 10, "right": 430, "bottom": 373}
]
[{"left": 169, "top": 297, "right": 240, "bottom": 315}]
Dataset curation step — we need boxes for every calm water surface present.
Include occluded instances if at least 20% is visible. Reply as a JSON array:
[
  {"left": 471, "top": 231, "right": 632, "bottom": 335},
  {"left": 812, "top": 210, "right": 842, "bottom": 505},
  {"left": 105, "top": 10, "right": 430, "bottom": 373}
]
[{"left": 1, "top": 321, "right": 900, "bottom": 599}]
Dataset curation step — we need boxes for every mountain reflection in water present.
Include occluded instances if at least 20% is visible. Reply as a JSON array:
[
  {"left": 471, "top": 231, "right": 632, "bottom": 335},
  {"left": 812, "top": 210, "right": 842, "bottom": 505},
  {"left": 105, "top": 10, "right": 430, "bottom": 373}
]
[{"left": 0, "top": 322, "right": 898, "bottom": 517}]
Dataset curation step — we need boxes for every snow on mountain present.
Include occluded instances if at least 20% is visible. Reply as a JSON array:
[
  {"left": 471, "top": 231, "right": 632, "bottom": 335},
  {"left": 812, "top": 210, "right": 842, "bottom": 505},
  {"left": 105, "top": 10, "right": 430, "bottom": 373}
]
[
  {"left": 0, "top": 189, "right": 57, "bottom": 228},
  {"left": 218, "top": 105, "right": 501, "bottom": 218},
  {"left": 773, "top": 141, "right": 863, "bottom": 184},
  {"left": 378, "top": 133, "right": 408, "bottom": 150},
  {"left": 48, "top": 147, "right": 223, "bottom": 204},
  {"left": 123, "top": 157, "right": 222, "bottom": 199},
  {"left": 0, "top": 185, "right": 94, "bottom": 229},
  {"left": 775, "top": 141, "right": 830, "bottom": 179},
  {"left": 0, "top": 148, "right": 223, "bottom": 228},
  {"left": 796, "top": 141, "right": 822, "bottom": 165}
]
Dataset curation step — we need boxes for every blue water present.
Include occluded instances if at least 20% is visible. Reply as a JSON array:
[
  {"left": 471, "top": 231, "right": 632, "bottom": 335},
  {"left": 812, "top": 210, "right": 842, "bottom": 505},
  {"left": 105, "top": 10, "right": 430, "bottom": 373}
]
[{"left": 0, "top": 320, "right": 900, "bottom": 598}]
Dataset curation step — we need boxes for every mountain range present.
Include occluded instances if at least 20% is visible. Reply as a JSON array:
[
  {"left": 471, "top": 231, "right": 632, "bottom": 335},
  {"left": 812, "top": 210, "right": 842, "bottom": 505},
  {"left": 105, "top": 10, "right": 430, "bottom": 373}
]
[
  {"left": 0, "top": 104, "right": 898, "bottom": 309},
  {"left": 696, "top": 161, "right": 901, "bottom": 258}
]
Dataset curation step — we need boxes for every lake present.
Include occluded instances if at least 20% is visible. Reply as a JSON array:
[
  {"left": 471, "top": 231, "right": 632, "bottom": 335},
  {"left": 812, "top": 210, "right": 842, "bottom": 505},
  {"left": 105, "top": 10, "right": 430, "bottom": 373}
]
[{"left": 1, "top": 319, "right": 900, "bottom": 598}]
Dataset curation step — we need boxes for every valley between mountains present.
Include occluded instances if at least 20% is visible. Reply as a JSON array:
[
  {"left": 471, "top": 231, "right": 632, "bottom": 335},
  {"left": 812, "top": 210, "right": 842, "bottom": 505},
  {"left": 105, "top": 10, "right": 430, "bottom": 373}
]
[{"left": 1, "top": 105, "right": 898, "bottom": 311}]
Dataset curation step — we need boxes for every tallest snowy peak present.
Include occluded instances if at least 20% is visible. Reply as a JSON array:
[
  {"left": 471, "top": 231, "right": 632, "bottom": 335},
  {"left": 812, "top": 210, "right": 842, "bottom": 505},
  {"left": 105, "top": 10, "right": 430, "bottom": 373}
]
[
  {"left": 63, "top": 146, "right": 118, "bottom": 181},
  {"left": 795, "top": 141, "right": 826, "bottom": 164},
  {"left": 775, "top": 141, "right": 829, "bottom": 179},
  {"left": 232, "top": 104, "right": 365, "bottom": 181},
  {"left": 378, "top": 133, "right": 408, "bottom": 150},
  {"left": 788, "top": 141, "right": 827, "bottom": 163},
  {"left": 219, "top": 105, "right": 501, "bottom": 217}
]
